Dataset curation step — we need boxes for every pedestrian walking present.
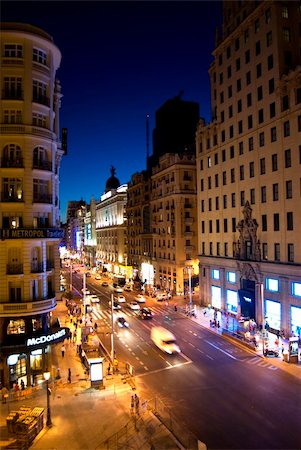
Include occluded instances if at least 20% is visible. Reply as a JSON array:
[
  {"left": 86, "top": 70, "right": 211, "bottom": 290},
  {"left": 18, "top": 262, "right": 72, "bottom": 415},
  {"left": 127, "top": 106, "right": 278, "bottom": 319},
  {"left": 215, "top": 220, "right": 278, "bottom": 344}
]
[
  {"left": 174, "top": 304, "right": 177, "bottom": 312},
  {"left": 68, "top": 368, "right": 71, "bottom": 383},
  {"left": 20, "top": 379, "right": 25, "bottom": 390},
  {"left": 61, "top": 344, "right": 65, "bottom": 358},
  {"left": 217, "top": 321, "right": 220, "bottom": 329},
  {"left": 134, "top": 394, "right": 140, "bottom": 414}
]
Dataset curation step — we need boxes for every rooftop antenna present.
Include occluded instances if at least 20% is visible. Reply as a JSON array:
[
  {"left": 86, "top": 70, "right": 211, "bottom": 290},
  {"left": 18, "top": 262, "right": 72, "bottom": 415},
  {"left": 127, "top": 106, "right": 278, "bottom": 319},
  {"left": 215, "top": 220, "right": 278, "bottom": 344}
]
[{"left": 146, "top": 113, "right": 150, "bottom": 163}]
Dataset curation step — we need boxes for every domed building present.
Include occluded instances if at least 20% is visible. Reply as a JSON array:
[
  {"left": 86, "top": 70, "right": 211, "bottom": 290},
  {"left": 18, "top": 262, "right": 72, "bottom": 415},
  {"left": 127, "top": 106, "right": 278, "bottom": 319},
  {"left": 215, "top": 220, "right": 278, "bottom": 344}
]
[
  {"left": 105, "top": 166, "right": 120, "bottom": 193},
  {"left": 95, "top": 167, "right": 129, "bottom": 279}
]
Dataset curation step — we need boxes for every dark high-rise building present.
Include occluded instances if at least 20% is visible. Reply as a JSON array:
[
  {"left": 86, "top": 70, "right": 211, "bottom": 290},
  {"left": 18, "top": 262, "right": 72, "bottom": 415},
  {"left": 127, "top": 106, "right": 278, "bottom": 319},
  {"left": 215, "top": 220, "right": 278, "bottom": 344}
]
[{"left": 148, "top": 93, "right": 199, "bottom": 170}]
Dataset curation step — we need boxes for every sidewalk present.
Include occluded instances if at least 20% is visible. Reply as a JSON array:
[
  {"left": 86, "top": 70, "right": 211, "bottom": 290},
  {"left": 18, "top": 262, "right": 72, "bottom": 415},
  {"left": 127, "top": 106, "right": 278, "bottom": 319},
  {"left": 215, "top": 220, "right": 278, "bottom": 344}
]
[
  {"left": 170, "top": 293, "right": 301, "bottom": 381},
  {"left": 0, "top": 299, "right": 190, "bottom": 450}
]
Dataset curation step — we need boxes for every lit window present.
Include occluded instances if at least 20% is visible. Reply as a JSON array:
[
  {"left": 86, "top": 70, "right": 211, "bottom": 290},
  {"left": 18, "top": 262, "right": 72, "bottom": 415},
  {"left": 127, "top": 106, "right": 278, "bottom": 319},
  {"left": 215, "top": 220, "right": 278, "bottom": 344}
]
[
  {"left": 227, "top": 272, "right": 236, "bottom": 283},
  {"left": 266, "top": 278, "right": 279, "bottom": 292},
  {"left": 292, "top": 282, "right": 301, "bottom": 297},
  {"left": 212, "top": 269, "right": 220, "bottom": 280}
]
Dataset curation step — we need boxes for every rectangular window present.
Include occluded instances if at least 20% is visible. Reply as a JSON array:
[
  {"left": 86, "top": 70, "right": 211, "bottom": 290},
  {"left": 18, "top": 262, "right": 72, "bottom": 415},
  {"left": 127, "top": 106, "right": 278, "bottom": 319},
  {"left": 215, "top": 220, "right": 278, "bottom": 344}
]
[
  {"left": 216, "top": 219, "right": 220, "bottom": 233},
  {"left": 283, "top": 27, "right": 291, "bottom": 42},
  {"left": 258, "top": 109, "right": 264, "bottom": 124},
  {"left": 223, "top": 194, "right": 227, "bottom": 209},
  {"left": 231, "top": 193, "right": 235, "bottom": 207},
  {"left": 238, "top": 120, "right": 243, "bottom": 134},
  {"left": 256, "top": 63, "right": 262, "bottom": 78},
  {"left": 292, "top": 282, "right": 301, "bottom": 297},
  {"left": 274, "top": 213, "right": 280, "bottom": 231},
  {"left": 255, "top": 41, "right": 261, "bottom": 56},
  {"left": 201, "top": 221, "right": 205, "bottom": 233},
  {"left": 227, "top": 65, "right": 232, "bottom": 78},
  {"left": 249, "top": 161, "right": 254, "bottom": 178},
  {"left": 247, "top": 93, "right": 252, "bottom": 107},
  {"left": 240, "top": 165, "right": 244, "bottom": 180},
  {"left": 262, "top": 214, "right": 267, "bottom": 231},
  {"left": 239, "top": 141, "right": 243, "bottom": 155},
  {"left": 4, "top": 44, "right": 23, "bottom": 58},
  {"left": 245, "top": 49, "right": 250, "bottom": 63},
  {"left": 231, "top": 168, "right": 235, "bottom": 183},
  {"left": 270, "top": 102, "right": 276, "bottom": 118},
  {"left": 215, "top": 173, "right": 219, "bottom": 187},
  {"left": 250, "top": 188, "right": 255, "bottom": 204},
  {"left": 240, "top": 191, "right": 245, "bottom": 206},
  {"left": 282, "top": 95, "right": 289, "bottom": 111},
  {"left": 246, "top": 71, "right": 251, "bottom": 85},
  {"left": 209, "top": 198, "right": 212, "bottom": 211},
  {"left": 273, "top": 183, "right": 279, "bottom": 201},
  {"left": 286, "top": 180, "right": 292, "bottom": 199},
  {"left": 227, "top": 272, "right": 236, "bottom": 283},
  {"left": 283, "top": 121, "right": 290, "bottom": 137},
  {"left": 272, "top": 154, "right": 278, "bottom": 171},
  {"left": 33, "top": 48, "right": 47, "bottom": 65},
  {"left": 224, "top": 218, "right": 228, "bottom": 232},
  {"left": 237, "top": 79, "right": 241, "bottom": 92},
  {"left": 215, "top": 196, "right": 219, "bottom": 210},
  {"left": 288, "top": 244, "right": 294, "bottom": 262},
  {"left": 285, "top": 149, "right": 291, "bottom": 168},
  {"left": 260, "top": 158, "right": 266, "bottom": 175},
  {"left": 232, "top": 217, "right": 236, "bottom": 232},
  {"left": 261, "top": 186, "right": 267, "bottom": 203},
  {"left": 229, "top": 125, "right": 234, "bottom": 138},
  {"left": 237, "top": 100, "right": 242, "bottom": 113},
  {"left": 265, "top": 8, "right": 271, "bottom": 24},
  {"left": 224, "top": 242, "right": 228, "bottom": 257},
  {"left": 287, "top": 212, "right": 293, "bottom": 230},
  {"left": 268, "top": 54, "right": 274, "bottom": 70},
  {"left": 248, "top": 137, "right": 254, "bottom": 151},
  {"left": 229, "top": 105, "right": 233, "bottom": 118},
  {"left": 212, "top": 269, "right": 220, "bottom": 280},
  {"left": 269, "top": 78, "right": 275, "bottom": 94},
  {"left": 257, "top": 86, "right": 263, "bottom": 101},
  {"left": 274, "top": 243, "right": 280, "bottom": 261},
  {"left": 259, "top": 132, "right": 265, "bottom": 147},
  {"left": 266, "top": 31, "right": 272, "bottom": 46},
  {"left": 222, "top": 149, "right": 226, "bottom": 162},
  {"left": 208, "top": 176, "right": 212, "bottom": 189},
  {"left": 266, "top": 278, "right": 279, "bottom": 292},
  {"left": 271, "top": 127, "right": 277, "bottom": 143},
  {"left": 222, "top": 171, "right": 227, "bottom": 185},
  {"left": 236, "top": 58, "right": 240, "bottom": 71}
]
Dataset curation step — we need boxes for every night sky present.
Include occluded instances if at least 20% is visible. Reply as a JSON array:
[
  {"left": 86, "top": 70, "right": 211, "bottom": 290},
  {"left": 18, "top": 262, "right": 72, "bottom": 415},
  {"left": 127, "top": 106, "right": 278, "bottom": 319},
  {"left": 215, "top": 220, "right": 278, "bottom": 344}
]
[{"left": 2, "top": 1, "right": 222, "bottom": 221}]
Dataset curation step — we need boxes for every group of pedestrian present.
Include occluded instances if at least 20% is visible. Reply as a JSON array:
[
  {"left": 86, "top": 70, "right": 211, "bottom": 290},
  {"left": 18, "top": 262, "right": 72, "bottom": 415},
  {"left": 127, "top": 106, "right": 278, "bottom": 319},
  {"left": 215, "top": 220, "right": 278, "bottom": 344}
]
[{"left": 210, "top": 319, "right": 220, "bottom": 329}]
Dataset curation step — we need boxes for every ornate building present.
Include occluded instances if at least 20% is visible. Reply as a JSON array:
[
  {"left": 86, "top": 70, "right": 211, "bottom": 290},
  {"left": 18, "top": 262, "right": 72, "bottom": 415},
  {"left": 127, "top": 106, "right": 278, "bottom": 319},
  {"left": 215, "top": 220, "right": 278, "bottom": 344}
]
[
  {"left": 0, "top": 23, "right": 66, "bottom": 387},
  {"left": 196, "top": 1, "right": 301, "bottom": 337},
  {"left": 95, "top": 167, "right": 129, "bottom": 277}
]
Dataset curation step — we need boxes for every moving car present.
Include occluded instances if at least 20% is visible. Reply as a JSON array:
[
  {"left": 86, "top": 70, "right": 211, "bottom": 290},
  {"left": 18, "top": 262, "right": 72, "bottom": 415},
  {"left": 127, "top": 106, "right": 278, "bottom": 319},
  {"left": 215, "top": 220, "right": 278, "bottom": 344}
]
[
  {"left": 136, "top": 294, "right": 146, "bottom": 303},
  {"left": 89, "top": 295, "right": 100, "bottom": 303},
  {"left": 113, "top": 302, "right": 121, "bottom": 310},
  {"left": 128, "top": 301, "right": 140, "bottom": 311},
  {"left": 139, "top": 307, "right": 153, "bottom": 320},
  {"left": 95, "top": 274, "right": 101, "bottom": 280},
  {"left": 81, "top": 288, "right": 90, "bottom": 295},
  {"left": 114, "top": 286, "right": 123, "bottom": 293},
  {"left": 124, "top": 284, "right": 132, "bottom": 292},
  {"left": 86, "top": 272, "right": 91, "bottom": 278},
  {"left": 101, "top": 281, "right": 109, "bottom": 287},
  {"left": 117, "top": 317, "right": 129, "bottom": 328},
  {"left": 116, "top": 295, "right": 126, "bottom": 303},
  {"left": 150, "top": 326, "right": 181, "bottom": 354}
]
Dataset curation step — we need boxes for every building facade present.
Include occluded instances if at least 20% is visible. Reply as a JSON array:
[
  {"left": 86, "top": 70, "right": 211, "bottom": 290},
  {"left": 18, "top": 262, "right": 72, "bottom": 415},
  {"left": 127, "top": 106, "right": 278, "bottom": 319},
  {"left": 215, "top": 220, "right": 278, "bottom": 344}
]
[
  {"left": 95, "top": 167, "right": 129, "bottom": 277},
  {"left": 0, "top": 23, "right": 66, "bottom": 387},
  {"left": 196, "top": 1, "right": 301, "bottom": 337}
]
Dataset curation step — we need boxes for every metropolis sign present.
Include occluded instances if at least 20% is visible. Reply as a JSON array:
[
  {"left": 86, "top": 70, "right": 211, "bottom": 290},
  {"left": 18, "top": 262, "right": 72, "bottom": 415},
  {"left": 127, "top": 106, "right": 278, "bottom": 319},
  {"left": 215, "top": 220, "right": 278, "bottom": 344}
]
[
  {"left": 0, "top": 228, "right": 64, "bottom": 240},
  {"left": 27, "top": 328, "right": 68, "bottom": 348}
]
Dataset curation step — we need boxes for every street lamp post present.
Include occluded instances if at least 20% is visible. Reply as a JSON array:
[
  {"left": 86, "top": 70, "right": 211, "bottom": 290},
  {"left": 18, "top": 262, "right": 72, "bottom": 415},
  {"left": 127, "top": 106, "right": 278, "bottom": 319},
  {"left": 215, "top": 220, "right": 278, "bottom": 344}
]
[
  {"left": 188, "top": 266, "right": 193, "bottom": 314},
  {"left": 70, "top": 262, "right": 72, "bottom": 293},
  {"left": 43, "top": 371, "right": 52, "bottom": 427},
  {"left": 83, "top": 271, "right": 86, "bottom": 323},
  {"left": 111, "top": 293, "right": 115, "bottom": 364}
]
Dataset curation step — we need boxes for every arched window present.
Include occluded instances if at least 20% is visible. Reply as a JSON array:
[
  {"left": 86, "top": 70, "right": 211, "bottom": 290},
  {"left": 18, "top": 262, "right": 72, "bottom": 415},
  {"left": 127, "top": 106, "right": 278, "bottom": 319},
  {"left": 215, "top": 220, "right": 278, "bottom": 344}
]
[
  {"left": 33, "top": 146, "right": 46, "bottom": 164},
  {"left": 2, "top": 144, "right": 22, "bottom": 167}
]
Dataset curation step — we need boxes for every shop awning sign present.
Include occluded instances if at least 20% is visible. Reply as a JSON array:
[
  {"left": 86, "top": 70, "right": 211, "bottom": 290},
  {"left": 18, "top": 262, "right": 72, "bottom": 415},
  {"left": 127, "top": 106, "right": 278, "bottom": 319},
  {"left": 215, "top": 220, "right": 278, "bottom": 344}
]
[{"left": 27, "top": 328, "right": 69, "bottom": 348}]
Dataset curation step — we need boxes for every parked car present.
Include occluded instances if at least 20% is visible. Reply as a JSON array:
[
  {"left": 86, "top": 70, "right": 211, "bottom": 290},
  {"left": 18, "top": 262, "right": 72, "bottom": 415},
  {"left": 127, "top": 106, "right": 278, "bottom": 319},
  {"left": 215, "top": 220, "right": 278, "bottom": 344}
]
[
  {"left": 124, "top": 285, "right": 132, "bottom": 292},
  {"left": 101, "top": 281, "right": 109, "bottom": 287},
  {"left": 81, "top": 288, "right": 90, "bottom": 295},
  {"left": 128, "top": 301, "right": 140, "bottom": 311},
  {"left": 113, "top": 302, "right": 121, "bottom": 310},
  {"left": 139, "top": 307, "right": 153, "bottom": 320},
  {"left": 95, "top": 274, "right": 101, "bottom": 280},
  {"left": 264, "top": 348, "right": 279, "bottom": 357},
  {"left": 136, "top": 294, "right": 146, "bottom": 303}
]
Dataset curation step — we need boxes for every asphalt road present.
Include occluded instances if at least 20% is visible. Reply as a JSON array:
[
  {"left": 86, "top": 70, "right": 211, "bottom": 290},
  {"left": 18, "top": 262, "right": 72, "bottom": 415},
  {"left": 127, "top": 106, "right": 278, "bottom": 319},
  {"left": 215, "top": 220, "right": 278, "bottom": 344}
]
[{"left": 63, "top": 269, "right": 301, "bottom": 450}]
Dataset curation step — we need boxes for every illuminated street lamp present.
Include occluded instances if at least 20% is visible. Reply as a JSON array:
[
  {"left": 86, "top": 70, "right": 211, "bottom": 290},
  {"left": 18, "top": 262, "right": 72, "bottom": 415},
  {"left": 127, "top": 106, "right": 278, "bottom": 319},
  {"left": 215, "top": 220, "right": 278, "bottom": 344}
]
[{"left": 43, "top": 370, "right": 52, "bottom": 427}]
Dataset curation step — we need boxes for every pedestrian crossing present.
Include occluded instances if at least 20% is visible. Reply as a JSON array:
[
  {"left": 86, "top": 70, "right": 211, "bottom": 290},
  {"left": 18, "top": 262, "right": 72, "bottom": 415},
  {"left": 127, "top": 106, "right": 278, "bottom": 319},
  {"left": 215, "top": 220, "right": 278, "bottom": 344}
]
[
  {"left": 244, "top": 356, "right": 278, "bottom": 371},
  {"left": 91, "top": 304, "right": 166, "bottom": 322}
]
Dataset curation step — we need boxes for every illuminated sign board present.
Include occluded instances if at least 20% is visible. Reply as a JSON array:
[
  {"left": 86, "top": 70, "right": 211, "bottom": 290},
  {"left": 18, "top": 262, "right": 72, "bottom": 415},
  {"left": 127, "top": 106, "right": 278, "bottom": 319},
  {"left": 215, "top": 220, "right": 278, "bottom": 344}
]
[
  {"left": 0, "top": 228, "right": 64, "bottom": 240},
  {"left": 27, "top": 328, "right": 67, "bottom": 347}
]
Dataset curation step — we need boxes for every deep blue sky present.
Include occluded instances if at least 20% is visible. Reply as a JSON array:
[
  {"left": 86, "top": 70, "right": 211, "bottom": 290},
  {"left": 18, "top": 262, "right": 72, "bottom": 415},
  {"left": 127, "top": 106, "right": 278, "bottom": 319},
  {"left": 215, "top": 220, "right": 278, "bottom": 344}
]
[{"left": 2, "top": 1, "right": 222, "bottom": 221}]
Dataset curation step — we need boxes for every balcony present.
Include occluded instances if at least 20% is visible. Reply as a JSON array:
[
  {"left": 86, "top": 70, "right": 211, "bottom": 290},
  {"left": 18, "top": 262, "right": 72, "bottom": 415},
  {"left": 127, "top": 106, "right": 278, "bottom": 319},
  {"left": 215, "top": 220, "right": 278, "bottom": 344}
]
[
  {"left": 33, "top": 193, "right": 52, "bottom": 204},
  {"left": 2, "top": 89, "right": 23, "bottom": 100},
  {"left": 184, "top": 217, "right": 193, "bottom": 225},
  {"left": 0, "top": 125, "right": 55, "bottom": 140},
  {"left": 1, "top": 192, "right": 24, "bottom": 202},
  {"left": 7, "top": 263, "right": 23, "bottom": 274},
  {"left": 33, "top": 160, "right": 52, "bottom": 171},
  {"left": 1, "top": 157, "right": 24, "bottom": 168},
  {"left": 31, "top": 262, "right": 44, "bottom": 273},
  {"left": 0, "top": 296, "right": 56, "bottom": 317}
]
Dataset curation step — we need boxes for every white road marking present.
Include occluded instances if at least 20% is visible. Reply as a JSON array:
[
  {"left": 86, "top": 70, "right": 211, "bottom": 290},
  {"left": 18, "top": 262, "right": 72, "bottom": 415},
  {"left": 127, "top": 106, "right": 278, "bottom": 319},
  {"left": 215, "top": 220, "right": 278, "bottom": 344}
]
[{"left": 204, "top": 340, "right": 237, "bottom": 360}]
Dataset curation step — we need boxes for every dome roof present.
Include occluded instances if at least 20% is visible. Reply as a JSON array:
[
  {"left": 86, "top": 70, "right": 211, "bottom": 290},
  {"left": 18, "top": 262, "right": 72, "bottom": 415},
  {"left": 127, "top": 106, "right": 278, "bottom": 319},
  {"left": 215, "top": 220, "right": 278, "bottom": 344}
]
[{"left": 105, "top": 166, "right": 120, "bottom": 192}]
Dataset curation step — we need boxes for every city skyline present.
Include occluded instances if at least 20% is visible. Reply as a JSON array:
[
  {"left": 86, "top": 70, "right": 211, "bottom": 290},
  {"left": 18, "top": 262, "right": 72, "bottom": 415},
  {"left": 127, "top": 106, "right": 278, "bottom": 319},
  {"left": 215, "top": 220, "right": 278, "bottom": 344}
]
[{"left": 2, "top": 0, "right": 222, "bottom": 221}]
